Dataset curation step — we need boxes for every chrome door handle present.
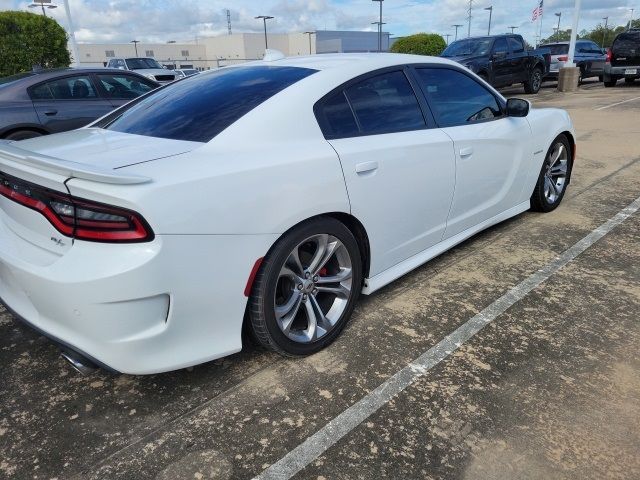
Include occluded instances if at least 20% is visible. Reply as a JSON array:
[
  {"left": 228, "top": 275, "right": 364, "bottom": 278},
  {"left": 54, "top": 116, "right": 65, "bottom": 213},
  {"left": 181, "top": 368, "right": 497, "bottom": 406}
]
[
  {"left": 355, "top": 161, "right": 378, "bottom": 174},
  {"left": 459, "top": 147, "right": 474, "bottom": 158}
]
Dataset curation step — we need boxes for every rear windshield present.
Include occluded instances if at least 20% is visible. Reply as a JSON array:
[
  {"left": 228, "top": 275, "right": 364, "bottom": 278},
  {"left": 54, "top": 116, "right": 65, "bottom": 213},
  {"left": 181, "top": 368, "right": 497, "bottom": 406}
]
[
  {"left": 102, "top": 66, "right": 317, "bottom": 142},
  {"left": 613, "top": 32, "right": 640, "bottom": 52},
  {"left": 545, "top": 44, "right": 569, "bottom": 55},
  {"left": 442, "top": 38, "right": 492, "bottom": 57}
]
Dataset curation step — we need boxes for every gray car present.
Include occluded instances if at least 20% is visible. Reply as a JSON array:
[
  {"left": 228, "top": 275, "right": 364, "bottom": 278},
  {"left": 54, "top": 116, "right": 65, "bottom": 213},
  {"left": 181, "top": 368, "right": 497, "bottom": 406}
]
[
  {"left": 0, "top": 68, "right": 159, "bottom": 141},
  {"left": 545, "top": 40, "right": 606, "bottom": 82}
]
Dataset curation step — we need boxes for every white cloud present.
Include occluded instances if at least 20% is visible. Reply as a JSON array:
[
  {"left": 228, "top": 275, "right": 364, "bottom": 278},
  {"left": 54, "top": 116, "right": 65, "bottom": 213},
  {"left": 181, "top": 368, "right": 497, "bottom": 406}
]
[{"left": 2, "top": 0, "right": 635, "bottom": 45}]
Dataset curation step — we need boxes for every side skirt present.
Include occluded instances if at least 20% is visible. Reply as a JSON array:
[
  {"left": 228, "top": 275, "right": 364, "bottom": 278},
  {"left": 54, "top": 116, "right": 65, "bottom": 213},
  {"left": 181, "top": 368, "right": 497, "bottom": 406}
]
[{"left": 361, "top": 201, "right": 531, "bottom": 295}]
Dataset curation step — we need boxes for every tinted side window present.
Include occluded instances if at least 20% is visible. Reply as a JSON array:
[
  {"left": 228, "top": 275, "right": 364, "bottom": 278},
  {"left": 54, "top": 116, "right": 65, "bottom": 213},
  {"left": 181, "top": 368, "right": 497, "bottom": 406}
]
[
  {"left": 98, "top": 73, "right": 157, "bottom": 99},
  {"left": 317, "top": 91, "right": 359, "bottom": 138},
  {"left": 415, "top": 68, "right": 502, "bottom": 128},
  {"left": 508, "top": 37, "right": 524, "bottom": 53},
  {"left": 30, "top": 76, "right": 98, "bottom": 100},
  {"left": 493, "top": 38, "right": 509, "bottom": 54},
  {"left": 103, "top": 66, "right": 316, "bottom": 142},
  {"left": 344, "top": 70, "right": 425, "bottom": 135}
]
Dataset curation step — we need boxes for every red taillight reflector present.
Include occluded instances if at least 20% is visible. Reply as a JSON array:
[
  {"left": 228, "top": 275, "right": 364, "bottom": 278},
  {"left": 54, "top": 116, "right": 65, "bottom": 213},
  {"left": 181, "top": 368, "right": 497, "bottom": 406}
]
[
  {"left": 244, "top": 257, "right": 264, "bottom": 297},
  {"left": 0, "top": 171, "right": 153, "bottom": 243},
  {"left": 606, "top": 49, "right": 612, "bottom": 63},
  {"left": 557, "top": 55, "right": 568, "bottom": 62}
]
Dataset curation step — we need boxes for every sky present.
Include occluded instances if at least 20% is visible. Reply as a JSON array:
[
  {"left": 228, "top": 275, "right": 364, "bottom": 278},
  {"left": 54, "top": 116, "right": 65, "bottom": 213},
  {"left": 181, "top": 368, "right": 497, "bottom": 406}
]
[{"left": 0, "top": 0, "right": 637, "bottom": 45}]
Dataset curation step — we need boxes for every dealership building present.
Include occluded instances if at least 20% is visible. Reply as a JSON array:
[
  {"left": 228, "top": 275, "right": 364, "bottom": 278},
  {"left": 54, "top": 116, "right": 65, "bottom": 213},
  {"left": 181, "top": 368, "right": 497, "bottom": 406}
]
[{"left": 76, "top": 30, "right": 392, "bottom": 70}]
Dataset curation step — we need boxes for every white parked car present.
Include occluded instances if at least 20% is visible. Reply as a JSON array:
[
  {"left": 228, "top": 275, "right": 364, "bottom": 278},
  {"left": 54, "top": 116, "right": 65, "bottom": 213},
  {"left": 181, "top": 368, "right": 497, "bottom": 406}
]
[
  {"left": 0, "top": 54, "right": 575, "bottom": 374},
  {"left": 105, "top": 57, "right": 178, "bottom": 84}
]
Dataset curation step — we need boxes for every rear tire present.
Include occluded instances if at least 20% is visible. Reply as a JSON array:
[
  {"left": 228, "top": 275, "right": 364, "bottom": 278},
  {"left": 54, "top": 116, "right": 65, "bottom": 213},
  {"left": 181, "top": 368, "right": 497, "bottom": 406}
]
[
  {"left": 4, "top": 130, "right": 43, "bottom": 141},
  {"left": 524, "top": 67, "right": 543, "bottom": 94},
  {"left": 625, "top": 78, "right": 635, "bottom": 84},
  {"left": 604, "top": 77, "right": 617, "bottom": 87},
  {"left": 531, "top": 134, "right": 572, "bottom": 213},
  {"left": 249, "top": 217, "right": 362, "bottom": 357}
]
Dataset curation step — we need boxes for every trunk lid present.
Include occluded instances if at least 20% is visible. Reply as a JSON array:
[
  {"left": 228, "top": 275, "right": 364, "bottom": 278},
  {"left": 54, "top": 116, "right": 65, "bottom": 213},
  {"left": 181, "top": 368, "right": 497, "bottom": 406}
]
[{"left": 0, "top": 129, "right": 199, "bottom": 259}]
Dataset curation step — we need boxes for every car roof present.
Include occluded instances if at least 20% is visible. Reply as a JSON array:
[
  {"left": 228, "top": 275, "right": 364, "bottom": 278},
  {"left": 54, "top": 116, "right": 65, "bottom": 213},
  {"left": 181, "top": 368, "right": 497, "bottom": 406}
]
[{"left": 242, "top": 52, "right": 454, "bottom": 73}]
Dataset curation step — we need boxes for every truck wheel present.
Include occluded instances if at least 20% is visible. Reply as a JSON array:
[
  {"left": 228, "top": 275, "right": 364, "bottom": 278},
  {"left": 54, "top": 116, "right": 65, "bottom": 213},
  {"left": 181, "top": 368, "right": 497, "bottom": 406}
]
[
  {"left": 604, "top": 77, "right": 617, "bottom": 87},
  {"left": 524, "top": 67, "right": 543, "bottom": 94},
  {"left": 625, "top": 78, "right": 635, "bottom": 84}
]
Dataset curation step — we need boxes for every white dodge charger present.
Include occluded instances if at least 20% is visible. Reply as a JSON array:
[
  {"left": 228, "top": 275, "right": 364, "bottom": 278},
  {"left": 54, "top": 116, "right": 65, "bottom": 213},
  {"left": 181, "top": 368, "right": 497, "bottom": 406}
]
[{"left": 0, "top": 53, "right": 575, "bottom": 374}]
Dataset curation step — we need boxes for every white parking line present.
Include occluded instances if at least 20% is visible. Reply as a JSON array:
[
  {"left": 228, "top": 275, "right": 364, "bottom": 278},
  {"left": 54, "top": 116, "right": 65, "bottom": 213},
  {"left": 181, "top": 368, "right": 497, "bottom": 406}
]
[
  {"left": 254, "top": 195, "right": 640, "bottom": 480},
  {"left": 594, "top": 96, "right": 640, "bottom": 111}
]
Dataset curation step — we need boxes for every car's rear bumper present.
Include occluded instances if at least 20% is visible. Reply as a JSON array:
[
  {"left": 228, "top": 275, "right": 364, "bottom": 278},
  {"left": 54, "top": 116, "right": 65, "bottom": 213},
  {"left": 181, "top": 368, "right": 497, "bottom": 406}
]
[
  {"left": 605, "top": 64, "right": 640, "bottom": 78},
  {"left": 0, "top": 212, "right": 278, "bottom": 374}
]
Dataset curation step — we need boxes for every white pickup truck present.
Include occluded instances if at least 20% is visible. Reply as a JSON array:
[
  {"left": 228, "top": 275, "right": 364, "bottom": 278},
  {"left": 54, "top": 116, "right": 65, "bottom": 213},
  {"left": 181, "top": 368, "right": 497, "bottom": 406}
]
[{"left": 105, "top": 57, "right": 178, "bottom": 84}]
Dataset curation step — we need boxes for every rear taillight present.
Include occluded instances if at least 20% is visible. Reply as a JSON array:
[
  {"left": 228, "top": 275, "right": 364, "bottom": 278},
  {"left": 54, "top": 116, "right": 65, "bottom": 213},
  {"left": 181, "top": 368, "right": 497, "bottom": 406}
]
[
  {"left": 557, "top": 55, "right": 568, "bottom": 62},
  {"left": 606, "top": 48, "right": 612, "bottom": 63},
  {"left": 0, "top": 171, "right": 153, "bottom": 243}
]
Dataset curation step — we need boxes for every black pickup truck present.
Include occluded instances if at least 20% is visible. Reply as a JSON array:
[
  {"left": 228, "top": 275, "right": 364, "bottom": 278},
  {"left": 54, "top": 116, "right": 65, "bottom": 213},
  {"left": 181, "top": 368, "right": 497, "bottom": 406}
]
[{"left": 441, "top": 34, "right": 550, "bottom": 93}]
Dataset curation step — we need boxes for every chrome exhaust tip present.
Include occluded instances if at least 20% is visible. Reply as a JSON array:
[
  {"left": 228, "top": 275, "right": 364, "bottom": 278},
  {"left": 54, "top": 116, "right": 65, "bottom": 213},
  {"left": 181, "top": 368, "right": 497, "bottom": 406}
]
[{"left": 60, "top": 350, "right": 98, "bottom": 375}]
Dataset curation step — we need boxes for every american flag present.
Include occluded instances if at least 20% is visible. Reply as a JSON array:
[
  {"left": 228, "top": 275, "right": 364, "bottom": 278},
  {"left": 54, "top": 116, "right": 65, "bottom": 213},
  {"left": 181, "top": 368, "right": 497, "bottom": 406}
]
[{"left": 532, "top": 0, "right": 543, "bottom": 21}]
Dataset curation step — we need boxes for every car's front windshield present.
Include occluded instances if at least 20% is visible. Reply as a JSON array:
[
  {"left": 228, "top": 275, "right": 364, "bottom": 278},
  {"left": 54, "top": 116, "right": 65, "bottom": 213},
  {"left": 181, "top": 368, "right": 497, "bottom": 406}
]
[
  {"left": 442, "top": 38, "right": 493, "bottom": 57},
  {"left": 125, "top": 58, "right": 163, "bottom": 70}
]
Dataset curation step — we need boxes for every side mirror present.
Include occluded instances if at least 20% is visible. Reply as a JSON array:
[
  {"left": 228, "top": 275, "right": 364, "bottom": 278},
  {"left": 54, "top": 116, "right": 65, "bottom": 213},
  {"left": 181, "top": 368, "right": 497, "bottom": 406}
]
[{"left": 506, "top": 98, "right": 530, "bottom": 117}]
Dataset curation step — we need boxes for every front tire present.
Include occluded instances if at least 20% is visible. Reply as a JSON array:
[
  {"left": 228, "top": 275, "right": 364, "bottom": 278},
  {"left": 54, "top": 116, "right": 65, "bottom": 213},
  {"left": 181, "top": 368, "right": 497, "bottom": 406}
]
[
  {"left": 524, "top": 67, "right": 543, "bottom": 94},
  {"left": 531, "top": 134, "right": 572, "bottom": 213},
  {"left": 249, "top": 217, "right": 362, "bottom": 356}
]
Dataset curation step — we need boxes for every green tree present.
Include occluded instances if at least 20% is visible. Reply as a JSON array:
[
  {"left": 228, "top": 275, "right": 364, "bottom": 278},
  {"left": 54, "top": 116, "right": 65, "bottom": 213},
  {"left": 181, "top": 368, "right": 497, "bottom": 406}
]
[
  {"left": 0, "top": 11, "right": 71, "bottom": 77},
  {"left": 390, "top": 33, "right": 447, "bottom": 56},
  {"left": 540, "top": 28, "right": 573, "bottom": 44}
]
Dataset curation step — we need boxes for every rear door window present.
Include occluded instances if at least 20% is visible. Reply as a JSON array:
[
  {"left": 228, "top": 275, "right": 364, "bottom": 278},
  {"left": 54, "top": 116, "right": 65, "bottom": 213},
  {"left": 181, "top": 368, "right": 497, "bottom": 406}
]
[
  {"left": 508, "top": 37, "right": 525, "bottom": 53},
  {"left": 102, "top": 66, "right": 316, "bottom": 142},
  {"left": 29, "top": 75, "right": 98, "bottom": 100},
  {"left": 344, "top": 70, "right": 426, "bottom": 135},
  {"left": 493, "top": 38, "right": 509, "bottom": 55},
  {"left": 316, "top": 91, "right": 360, "bottom": 138}
]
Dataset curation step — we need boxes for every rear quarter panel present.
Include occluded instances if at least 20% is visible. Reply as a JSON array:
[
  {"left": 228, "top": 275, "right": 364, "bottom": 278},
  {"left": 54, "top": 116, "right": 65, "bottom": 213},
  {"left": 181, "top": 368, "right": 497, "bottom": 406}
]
[
  {"left": 0, "top": 101, "right": 44, "bottom": 137},
  {"left": 65, "top": 73, "right": 352, "bottom": 236}
]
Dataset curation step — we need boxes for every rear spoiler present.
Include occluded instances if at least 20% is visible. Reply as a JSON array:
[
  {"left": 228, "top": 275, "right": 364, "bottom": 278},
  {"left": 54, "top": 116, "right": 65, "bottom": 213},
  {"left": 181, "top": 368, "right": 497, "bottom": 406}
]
[{"left": 0, "top": 140, "right": 151, "bottom": 185}]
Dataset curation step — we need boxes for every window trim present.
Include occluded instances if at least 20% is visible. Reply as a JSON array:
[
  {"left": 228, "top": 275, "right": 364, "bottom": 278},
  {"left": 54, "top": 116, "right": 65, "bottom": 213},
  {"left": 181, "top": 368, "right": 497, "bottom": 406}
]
[
  {"left": 28, "top": 74, "right": 103, "bottom": 102},
  {"left": 407, "top": 64, "right": 507, "bottom": 129},
  {"left": 313, "top": 65, "right": 436, "bottom": 140}
]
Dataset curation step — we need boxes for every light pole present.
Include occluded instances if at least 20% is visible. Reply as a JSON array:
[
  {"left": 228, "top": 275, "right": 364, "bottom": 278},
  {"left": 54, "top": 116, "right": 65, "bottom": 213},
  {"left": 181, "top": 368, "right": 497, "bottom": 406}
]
[
  {"left": 131, "top": 40, "right": 140, "bottom": 56},
  {"left": 62, "top": 0, "right": 78, "bottom": 67},
  {"left": 629, "top": 8, "right": 635, "bottom": 31},
  {"left": 601, "top": 16, "right": 608, "bottom": 48},
  {"left": 28, "top": 0, "right": 57, "bottom": 17},
  {"left": 452, "top": 24, "right": 463, "bottom": 41},
  {"left": 555, "top": 12, "right": 561, "bottom": 41},
  {"left": 304, "top": 31, "right": 315, "bottom": 54},
  {"left": 445, "top": 33, "right": 452, "bottom": 45},
  {"left": 255, "top": 15, "right": 274, "bottom": 50},
  {"left": 467, "top": 0, "right": 473, "bottom": 38},
  {"left": 509, "top": 26, "right": 518, "bottom": 33},
  {"left": 372, "top": 0, "right": 384, "bottom": 52},
  {"left": 485, "top": 6, "right": 493, "bottom": 36},
  {"left": 371, "top": 22, "right": 387, "bottom": 51},
  {"left": 567, "top": 0, "right": 582, "bottom": 67}
]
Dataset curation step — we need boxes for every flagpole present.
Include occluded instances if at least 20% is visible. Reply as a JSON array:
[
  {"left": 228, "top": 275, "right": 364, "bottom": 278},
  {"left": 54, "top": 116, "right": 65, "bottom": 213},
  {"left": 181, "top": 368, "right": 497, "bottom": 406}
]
[{"left": 539, "top": 2, "right": 544, "bottom": 45}]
